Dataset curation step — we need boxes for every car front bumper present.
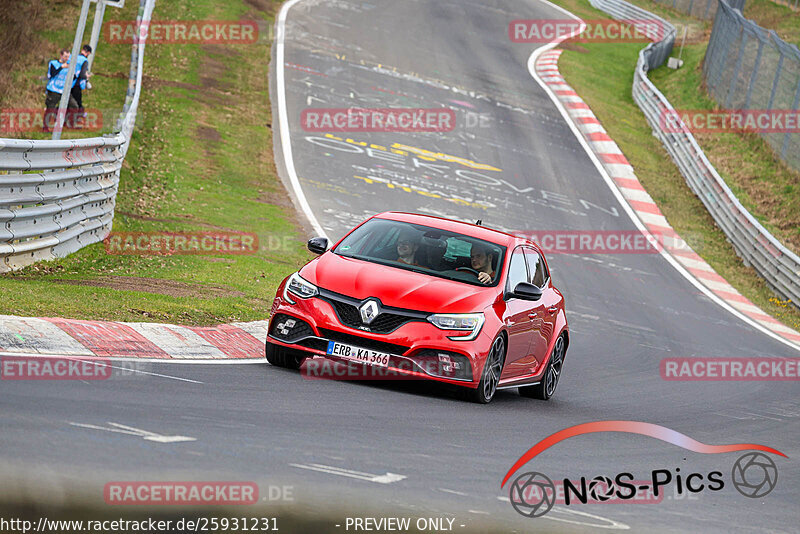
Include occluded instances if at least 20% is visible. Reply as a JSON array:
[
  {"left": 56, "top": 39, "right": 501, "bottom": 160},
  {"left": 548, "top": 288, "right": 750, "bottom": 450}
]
[{"left": 267, "top": 291, "right": 493, "bottom": 388}]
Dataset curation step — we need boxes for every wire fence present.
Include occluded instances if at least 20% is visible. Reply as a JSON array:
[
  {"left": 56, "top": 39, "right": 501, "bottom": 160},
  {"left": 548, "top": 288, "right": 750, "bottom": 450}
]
[
  {"left": 590, "top": 0, "right": 800, "bottom": 309},
  {"left": 769, "top": 0, "right": 799, "bottom": 10},
  {"left": 0, "top": 0, "right": 156, "bottom": 272},
  {"left": 702, "top": 0, "right": 800, "bottom": 173},
  {"left": 649, "top": 0, "right": 746, "bottom": 19}
]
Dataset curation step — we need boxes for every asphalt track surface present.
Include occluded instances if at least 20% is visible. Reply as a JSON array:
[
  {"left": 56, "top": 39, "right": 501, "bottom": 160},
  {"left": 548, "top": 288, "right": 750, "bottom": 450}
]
[{"left": 2, "top": 0, "right": 799, "bottom": 532}]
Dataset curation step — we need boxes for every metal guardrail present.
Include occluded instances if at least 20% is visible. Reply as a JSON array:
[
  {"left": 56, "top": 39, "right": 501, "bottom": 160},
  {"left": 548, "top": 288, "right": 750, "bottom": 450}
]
[
  {"left": 0, "top": 0, "right": 155, "bottom": 272},
  {"left": 590, "top": 0, "right": 800, "bottom": 308}
]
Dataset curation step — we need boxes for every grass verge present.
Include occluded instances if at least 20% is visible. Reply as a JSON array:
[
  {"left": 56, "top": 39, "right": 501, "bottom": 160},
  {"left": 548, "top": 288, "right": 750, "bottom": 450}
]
[
  {"left": 0, "top": 0, "right": 312, "bottom": 325},
  {"left": 547, "top": 0, "right": 800, "bottom": 330}
]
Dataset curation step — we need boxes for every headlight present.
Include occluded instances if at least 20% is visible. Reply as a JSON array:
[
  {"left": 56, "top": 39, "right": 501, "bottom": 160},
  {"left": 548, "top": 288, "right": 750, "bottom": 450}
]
[
  {"left": 284, "top": 272, "right": 318, "bottom": 304},
  {"left": 427, "top": 313, "right": 485, "bottom": 341}
]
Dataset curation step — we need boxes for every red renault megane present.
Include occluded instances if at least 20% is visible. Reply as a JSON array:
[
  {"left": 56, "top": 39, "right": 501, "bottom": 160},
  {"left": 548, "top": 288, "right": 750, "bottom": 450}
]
[{"left": 265, "top": 212, "right": 569, "bottom": 403}]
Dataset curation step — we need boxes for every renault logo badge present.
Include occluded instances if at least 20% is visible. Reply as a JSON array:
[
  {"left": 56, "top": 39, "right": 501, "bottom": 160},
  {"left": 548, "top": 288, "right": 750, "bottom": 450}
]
[{"left": 359, "top": 300, "right": 380, "bottom": 325}]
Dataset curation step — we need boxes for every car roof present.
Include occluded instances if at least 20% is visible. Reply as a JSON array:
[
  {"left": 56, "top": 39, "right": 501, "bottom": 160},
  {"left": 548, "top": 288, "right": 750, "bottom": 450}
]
[{"left": 373, "top": 211, "right": 538, "bottom": 250}]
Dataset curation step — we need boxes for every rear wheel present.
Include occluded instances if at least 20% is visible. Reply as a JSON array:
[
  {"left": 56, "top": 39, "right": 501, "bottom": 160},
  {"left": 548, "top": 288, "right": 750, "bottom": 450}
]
[
  {"left": 466, "top": 335, "right": 505, "bottom": 404},
  {"left": 265, "top": 342, "right": 305, "bottom": 370},
  {"left": 519, "top": 334, "right": 566, "bottom": 400}
]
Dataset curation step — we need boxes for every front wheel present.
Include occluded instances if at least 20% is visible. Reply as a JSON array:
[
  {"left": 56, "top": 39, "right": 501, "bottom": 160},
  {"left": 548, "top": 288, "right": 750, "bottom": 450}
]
[
  {"left": 265, "top": 342, "right": 305, "bottom": 370},
  {"left": 519, "top": 334, "right": 566, "bottom": 400},
  {"left": 466, "top": 335, "right": 506, "bottom": 404}
]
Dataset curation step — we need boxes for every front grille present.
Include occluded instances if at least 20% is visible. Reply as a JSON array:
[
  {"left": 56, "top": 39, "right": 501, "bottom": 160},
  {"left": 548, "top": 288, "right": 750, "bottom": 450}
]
[
  {"left": 318, "top": 289, "right": 427, "bottom": 334},
  {"left": 270, "top": 314, "right": 313, "bottom": 342},
  {"left": 328, "top": 300, "right": 362, "bottom": 327},
  {"left": 368, "top": 313, "right": 410, "bottom": 333},
  {"left": 319, "top": 328, "right": 409, "bottom": 355}
]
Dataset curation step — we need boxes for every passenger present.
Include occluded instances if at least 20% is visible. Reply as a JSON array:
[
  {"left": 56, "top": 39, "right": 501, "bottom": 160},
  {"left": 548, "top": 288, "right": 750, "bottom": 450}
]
[
  {"left": 395, "top": 230, "right": 421, "bottom": 266},
  {"left": 470, "top": 243, "right": 495, "bottom": 284}
]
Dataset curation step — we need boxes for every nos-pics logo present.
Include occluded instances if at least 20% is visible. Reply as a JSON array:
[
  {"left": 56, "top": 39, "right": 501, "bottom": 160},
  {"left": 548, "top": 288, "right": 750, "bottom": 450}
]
[{"left": 501, "top": 421, "right": 783, "bottom": 518}]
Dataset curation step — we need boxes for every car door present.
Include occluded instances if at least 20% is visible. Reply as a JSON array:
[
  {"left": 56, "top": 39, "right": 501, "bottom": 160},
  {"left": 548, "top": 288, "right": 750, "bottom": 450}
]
[
  {"left": 503, "top": 247, "right": 545, "bottom": 377},
  {"left": 526, "top": 249, "right": 558, "bottom": 371},
  {"left": 500, "top": 247, "right": 536, "bottom": 379}
]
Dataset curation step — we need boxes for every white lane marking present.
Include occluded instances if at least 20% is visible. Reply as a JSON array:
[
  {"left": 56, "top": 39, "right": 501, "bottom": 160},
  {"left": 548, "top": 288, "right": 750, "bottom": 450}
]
[
  {"left": 742, "top": 411, "right": 783, "bottom": 422},
  {"left": 0, "top": 352, "right": 203, "bottom": 382},
  {"left": 290, "top": 463, "right": 406, "bottom": 484},
  {"left": 276, "top": 0, "right": 328, "bottom": 238},
  {"left": 528, "top": 0, "right": 800, "bottom": 354},
  {"left": 545, "top": 507, "right": 630, "bottom": 530},
  {"left": 438, "top": 488, "right": 468, "bottom": 496},
  {"left": 0, "top": 351, "right": 266, "bottom": 365},
  {"left": 467, "top": 510, "right": 490, "bottom": 515},
  {"left": 69, "top": 422, "right": 196, "bottom": 443},
  {"left": 497, "top": 497, "right": 629, "bottom": 530}
]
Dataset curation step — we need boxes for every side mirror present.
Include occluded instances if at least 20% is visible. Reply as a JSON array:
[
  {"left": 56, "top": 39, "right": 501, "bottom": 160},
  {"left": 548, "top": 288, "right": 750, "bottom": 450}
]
[
  {"left": 511, "top": 282, "right": 542, "bottom": 301},
  {"left": 307, "top": 237, "right": 328, "bottom": 255}
]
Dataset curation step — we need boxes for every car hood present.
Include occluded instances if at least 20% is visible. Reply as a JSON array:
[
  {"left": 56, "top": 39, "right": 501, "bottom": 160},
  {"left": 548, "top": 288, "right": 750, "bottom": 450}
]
[{"left": 300, "top": 253, "right": 497, "bottom": 313}]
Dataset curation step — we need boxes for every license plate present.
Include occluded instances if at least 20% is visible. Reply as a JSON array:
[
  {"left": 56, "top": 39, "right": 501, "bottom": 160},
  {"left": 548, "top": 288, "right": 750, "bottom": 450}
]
[{"left": 326, "top": 340, "right": 390, "bottom": 368}]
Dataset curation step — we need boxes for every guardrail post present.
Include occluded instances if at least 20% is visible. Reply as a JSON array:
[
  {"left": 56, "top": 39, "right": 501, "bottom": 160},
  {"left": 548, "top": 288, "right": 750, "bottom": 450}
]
[
  {"left": 87, "top": 0, "right": 125, "bottom": 73},
  {"left": 87, "top": 0, "right": 107, "bottom": 72},
  {"left": 52, "top": 0, "right": 92, "bottom": 140}
]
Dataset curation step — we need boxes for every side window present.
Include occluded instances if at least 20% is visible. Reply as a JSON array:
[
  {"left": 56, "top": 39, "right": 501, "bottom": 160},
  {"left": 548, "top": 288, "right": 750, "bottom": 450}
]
[
  {"left": 506, "top": 248, "right": 528, "bottom": 293},
  {"left": 525, "top": 249, "right": 548, "bottom": 288}
]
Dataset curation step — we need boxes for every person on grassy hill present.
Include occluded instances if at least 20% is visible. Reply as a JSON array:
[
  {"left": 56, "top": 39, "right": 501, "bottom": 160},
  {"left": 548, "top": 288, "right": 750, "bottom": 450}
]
[
  {"left": 43, "top": 47, "right": 78, "bottom": 131},
  {"left": 70, "top": 44, "right": 93, "bottom": 116}
]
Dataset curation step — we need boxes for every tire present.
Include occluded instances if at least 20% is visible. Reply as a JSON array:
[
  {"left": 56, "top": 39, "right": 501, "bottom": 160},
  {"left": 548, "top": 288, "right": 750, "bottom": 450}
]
[
  {"left": 519, "top": 334, "right": 566, "bottom": 400},
  {"left": 265, "top": 341, "right": 305, "bottom": 370},
  {"left": 465, "top": 335, "right": 506, "bottom": 404}
]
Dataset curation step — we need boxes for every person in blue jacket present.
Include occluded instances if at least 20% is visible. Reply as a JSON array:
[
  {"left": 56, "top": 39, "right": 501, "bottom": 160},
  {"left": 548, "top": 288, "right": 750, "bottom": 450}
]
[
  {"left": 44, "top": 48, "right": 78, "bottom": 131},
  {"left": 70, "top": 45, "right": 93, "bottom": 113}
]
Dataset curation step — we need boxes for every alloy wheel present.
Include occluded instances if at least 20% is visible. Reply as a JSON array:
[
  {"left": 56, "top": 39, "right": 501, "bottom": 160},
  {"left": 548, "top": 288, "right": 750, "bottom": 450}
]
[
  {"left": 483, "top": 336, "right": 505, "bottom": 401},
  {"left": 544, "top": 336, "right": 564, "bottom": 397}
]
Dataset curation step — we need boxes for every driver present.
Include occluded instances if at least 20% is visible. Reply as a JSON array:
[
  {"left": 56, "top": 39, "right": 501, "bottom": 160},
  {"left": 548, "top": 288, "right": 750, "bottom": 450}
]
[
  {"left": 395, "top": 230, "right": 421, "bottom": 266},
  {"left": 470, "top": 243, "right": 495, "bottom": 284}
]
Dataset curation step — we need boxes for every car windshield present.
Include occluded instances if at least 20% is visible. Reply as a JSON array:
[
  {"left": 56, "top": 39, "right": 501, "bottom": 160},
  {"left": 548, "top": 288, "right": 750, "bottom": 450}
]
[{"left": 333, "top": 218, "right": 506, "bottom": 286}]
